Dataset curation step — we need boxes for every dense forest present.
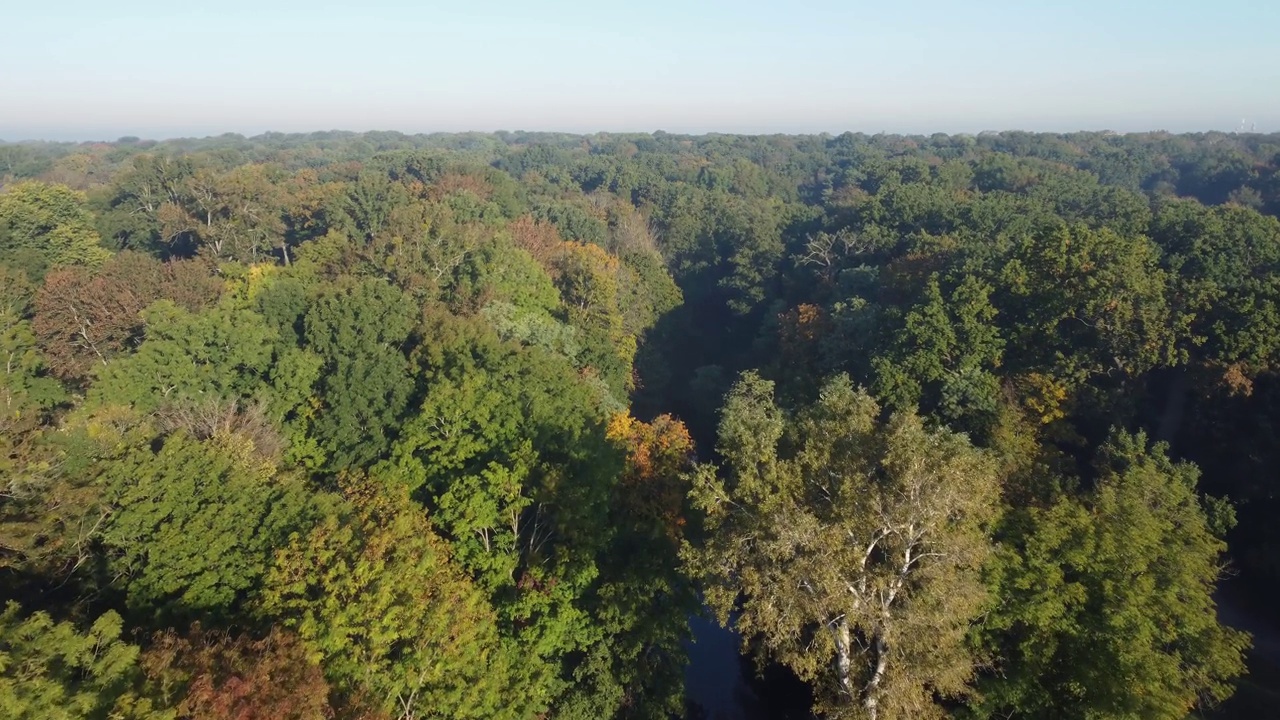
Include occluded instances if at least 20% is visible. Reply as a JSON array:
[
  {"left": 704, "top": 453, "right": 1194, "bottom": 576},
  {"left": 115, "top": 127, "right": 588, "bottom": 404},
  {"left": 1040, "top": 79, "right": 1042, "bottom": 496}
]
[{"left": 3, "top": 129, "right": 1280, "bottom": 720}]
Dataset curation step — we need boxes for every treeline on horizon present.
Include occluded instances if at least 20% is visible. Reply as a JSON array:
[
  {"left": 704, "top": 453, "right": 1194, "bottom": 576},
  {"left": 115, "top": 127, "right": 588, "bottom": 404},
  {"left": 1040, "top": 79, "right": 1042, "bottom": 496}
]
[{"left": 2, "top": 129, "right": 1280, "bottom": 720}]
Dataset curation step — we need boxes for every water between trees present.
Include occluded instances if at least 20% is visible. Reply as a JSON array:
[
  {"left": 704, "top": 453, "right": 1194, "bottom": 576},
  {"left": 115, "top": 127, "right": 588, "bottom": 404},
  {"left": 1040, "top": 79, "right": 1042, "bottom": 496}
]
[{"left": 684, "top": 611, "right": 814, "bottom": 720}]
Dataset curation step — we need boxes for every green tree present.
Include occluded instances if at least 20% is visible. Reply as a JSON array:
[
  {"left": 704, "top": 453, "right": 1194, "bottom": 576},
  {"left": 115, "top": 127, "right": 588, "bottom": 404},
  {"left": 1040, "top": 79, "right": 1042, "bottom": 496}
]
[
  {"left": 0, "top": 181, "right": 110, "bottom": 278},
  {"left": 872, "top": 274, "right": 1003, "bottom": 436},
  {"left": 0, "top": 266, "right": 65, "bottom": 454},
  {"left": 974, "top": 432, "right": 1249, "bottom": 719},
  {"left": 387, "top": 316, "right": 619, "bottom": 705},
  {"left": 303, "top": 277, "right": 416, "bottom": 469},
  {"left": 94, "top": 154, "right": 198, "bottom": 254},
  {"left": 181, "top": 164, "right": 289, "bottom": 262},
  {"left": 687, "top": 373, "right": 1000, "bottom": 719},
  {"left": 552, "top": 241, "right": 635, "bottom": 394},
  {"left": 90, "top": 301, "right": 277, "bottom": 411},
  {"left": 997, "top": 222, "right": 1176, "bottom": 383},
  {"left": 574, "top": 412, "right": 697, "bottom": 720},
  {"left": 97, "top": 431, "right": 317, "bottom": 620},
  {"left": 0, "top": 603, "right": 171, "bottom": 720},
  {"left": 1152, "top": 200, "right": 1280, "bottom": 372},
  {"left": 262, "top": 478, "right": 542, "bottom": 720}
]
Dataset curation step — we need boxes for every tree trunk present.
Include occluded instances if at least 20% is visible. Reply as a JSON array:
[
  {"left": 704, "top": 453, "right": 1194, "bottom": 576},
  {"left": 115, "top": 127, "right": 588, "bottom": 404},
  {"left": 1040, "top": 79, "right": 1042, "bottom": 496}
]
[
  {"left": 833, "top": 617, "right": 854, "bottom": 698},
  {"left": 862, "top": 629, "right": 889, "bottom": 720}
]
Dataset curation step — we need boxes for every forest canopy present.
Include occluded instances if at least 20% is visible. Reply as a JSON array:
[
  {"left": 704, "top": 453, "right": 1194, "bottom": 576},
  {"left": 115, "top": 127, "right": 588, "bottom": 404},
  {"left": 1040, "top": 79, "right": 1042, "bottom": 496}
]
[{"left": 2, "top": 128, "right": 1279, "bottom": 719}]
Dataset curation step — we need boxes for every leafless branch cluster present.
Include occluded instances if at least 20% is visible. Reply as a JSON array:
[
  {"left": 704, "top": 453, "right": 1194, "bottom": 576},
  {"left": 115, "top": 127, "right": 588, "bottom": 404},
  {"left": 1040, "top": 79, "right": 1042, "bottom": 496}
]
[{"left": 154, "top": 397, "right": 283, "bottom": 462}]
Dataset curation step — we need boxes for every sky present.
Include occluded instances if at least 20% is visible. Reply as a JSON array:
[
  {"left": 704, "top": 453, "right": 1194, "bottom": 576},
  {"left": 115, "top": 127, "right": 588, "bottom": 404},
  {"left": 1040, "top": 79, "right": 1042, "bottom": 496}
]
[{"left": 2, "top": 0, "right": 1278, "bottom": 141}]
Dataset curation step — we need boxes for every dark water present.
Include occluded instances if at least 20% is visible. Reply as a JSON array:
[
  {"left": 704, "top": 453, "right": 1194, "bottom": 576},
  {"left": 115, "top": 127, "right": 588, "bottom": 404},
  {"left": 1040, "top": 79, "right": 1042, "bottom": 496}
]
[
  {"left": 1217, "top": 578, "right": 1280, "bottom": 666},
  {"left": 1204, "top": 578, "right": 1280, "bottom": 718},
  {"left": 684, "top": 614, "right": 763, "bottom": 720},
  {"left": 683, "top": 613, "right": 814, "bottom": 720}
]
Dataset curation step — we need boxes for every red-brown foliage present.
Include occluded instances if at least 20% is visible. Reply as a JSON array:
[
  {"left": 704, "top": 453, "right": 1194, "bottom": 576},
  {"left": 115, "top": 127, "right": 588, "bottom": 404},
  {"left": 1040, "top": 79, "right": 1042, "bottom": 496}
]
[
  {"left": 143, "top": 626, "right": 340, "bottom": 720},
  {"left": 507, "top": 214, "right": 562, "bottom": 267},
  {"left": 32, "top": 252, "right": 221, "bottom": 381},
  {"left": 426, "top": 172, "right": 494, "bottom": 202}
]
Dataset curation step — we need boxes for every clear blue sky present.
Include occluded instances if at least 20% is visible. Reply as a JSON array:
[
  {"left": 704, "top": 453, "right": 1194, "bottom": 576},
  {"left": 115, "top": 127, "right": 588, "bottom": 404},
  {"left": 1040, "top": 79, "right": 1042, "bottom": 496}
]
[{"left": 2, "top": 0, "right": 1278, "bottom": 140}]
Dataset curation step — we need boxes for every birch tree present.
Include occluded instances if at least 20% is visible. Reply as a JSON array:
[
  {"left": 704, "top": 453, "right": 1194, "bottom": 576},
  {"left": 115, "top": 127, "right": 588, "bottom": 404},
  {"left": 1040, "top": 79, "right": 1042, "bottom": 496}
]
[{"left": 686, "top": 373, "right": 1000, "bottom": 719}]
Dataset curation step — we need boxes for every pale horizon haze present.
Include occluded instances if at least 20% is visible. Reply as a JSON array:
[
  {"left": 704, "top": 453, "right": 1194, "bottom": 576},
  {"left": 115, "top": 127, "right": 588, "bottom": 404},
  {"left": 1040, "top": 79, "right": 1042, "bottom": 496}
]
[{"left": 2, "top": 0, "right": 1278, "bottom": 141}]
